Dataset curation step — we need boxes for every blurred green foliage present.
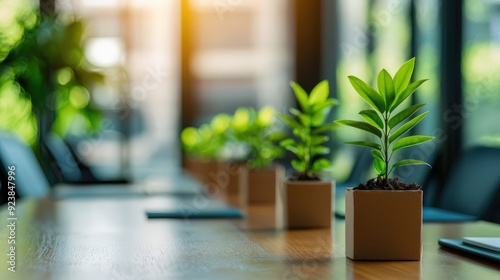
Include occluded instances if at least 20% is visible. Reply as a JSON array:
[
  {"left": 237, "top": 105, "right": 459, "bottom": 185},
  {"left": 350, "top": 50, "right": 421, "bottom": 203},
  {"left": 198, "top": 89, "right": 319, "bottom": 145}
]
[
  {"left": 0, "top": 0, "right": 103, "bottom": 145},
  {"left": 181, "top": 114, "right": 232, "bottom": 160},
  {"left": 181, "top": 107, "right": 284, "bottom": 168},
  {"left": 230, "top": 107, "right": 284, "bottom": 169},
  {"left": 279, "top": 80, "right": 338, "bottom": 179}
]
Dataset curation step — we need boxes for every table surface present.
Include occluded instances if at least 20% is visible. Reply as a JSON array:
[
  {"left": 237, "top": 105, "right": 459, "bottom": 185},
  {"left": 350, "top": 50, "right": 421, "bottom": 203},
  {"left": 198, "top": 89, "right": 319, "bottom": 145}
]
[{"left": 1, "top": 185, "right": 500, "bottom": 279}]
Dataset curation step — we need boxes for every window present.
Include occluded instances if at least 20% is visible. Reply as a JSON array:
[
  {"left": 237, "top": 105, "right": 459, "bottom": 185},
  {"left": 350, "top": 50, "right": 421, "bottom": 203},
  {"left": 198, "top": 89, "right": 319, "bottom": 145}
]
[{"left": 463, "top": 0, "right": 500, "bottom": 147}]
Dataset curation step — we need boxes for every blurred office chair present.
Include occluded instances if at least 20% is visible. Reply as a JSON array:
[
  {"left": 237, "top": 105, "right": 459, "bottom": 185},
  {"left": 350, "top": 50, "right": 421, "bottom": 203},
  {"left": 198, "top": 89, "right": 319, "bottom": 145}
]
[
  {"left": 334, "top": 148, "right": 373, "bottom": 217},
  {"left": 436, "top": 146, "right": 500, "bottom": 222},
  {"left": 393, "top": 142, "right": 439, "bottom": 186},
  {"left": 484, "top": 183, "right": 500, "bottom": 224},
  {"left": 43, "top": 133, "right": 129, "bottom": 185},
  {"left": 336, "top": 147, "right": 373, "bottom": 190},
  {"left": 0, "top": 133, "right": 50, "bottom": 198},
  {"left": 393, "top": 142, "right": 441, "bottom": 206},
  {"left": 0, "top": 177, "right": 5, "bottom": 205},
  {"left": 0, "top": 132, "right": 147, "bottom": 199}
]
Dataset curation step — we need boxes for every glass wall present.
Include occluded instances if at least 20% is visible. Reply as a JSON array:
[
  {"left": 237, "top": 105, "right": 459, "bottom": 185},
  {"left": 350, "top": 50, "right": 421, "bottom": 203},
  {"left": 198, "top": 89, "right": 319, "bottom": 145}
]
[
  {"left": 463, "top": 0, "right": 500, "bottom": 147},
  {"left": 333, "top": 0, "right": 413, "bottom": 181},
  {"left": 69, "top": 0, "right": 181, "bottom": 178},
  {"left": 414, "top": 0, "right": 440, "bottom": 136},
  {"left": 183, "top": 0, "right": 293, "bottom": 125}
]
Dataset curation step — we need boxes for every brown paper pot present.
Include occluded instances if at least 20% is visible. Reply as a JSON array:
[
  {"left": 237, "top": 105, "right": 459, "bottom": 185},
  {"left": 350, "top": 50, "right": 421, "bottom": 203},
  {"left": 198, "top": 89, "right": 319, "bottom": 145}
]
[
  {"left": 217, "top": 162, "right": 245, "bottom": 197},
  {"left": 277, "top": 180, "right": 333, "bottom": 229},
  {"left": 183, "top": 157, "right": 209, "bottom": 184},
  {"left": 240, "top": 165, "right": 284, "bottom": 205},
  {"left": 203, "top": 160, "right": 227, "bottom": 200},
  {"left": 345, "top": 189, "right": 423, "bottom": 260}
]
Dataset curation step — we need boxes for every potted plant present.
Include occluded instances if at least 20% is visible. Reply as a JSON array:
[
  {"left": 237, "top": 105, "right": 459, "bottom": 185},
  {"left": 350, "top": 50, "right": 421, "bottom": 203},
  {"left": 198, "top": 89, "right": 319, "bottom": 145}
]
[
  {"left": 181, "top": 114, "right": 231, "bottom": 195},
  {"left": 231, "top": 107, "right": 285, "bottom": 204},
  {"left": 180, "top": 126, "right": 210, "bottom": 183},
  {"left": 1, "top": 9, "right": 104, "bottom": 148},
  {"left": 335, "top": 58, "right": 434, "bottom": 260},
  {"left": 277, "top": 80, "right": 338, "bottom": 228}
]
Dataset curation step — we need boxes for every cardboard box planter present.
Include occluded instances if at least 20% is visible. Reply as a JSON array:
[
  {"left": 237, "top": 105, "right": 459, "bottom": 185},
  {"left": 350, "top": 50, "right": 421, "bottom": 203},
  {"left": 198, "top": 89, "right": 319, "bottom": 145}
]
[
  {"left": 345, "top": 189, "right": 423, "bottom": 261},
  {"left": 183, "top": 157, "right": 209, "bottom": 184},
  {"left": 200, "top": 161, "right": 246, "bottom": 204},
  {"left": 276, "top": 180, "right": 333, "bottom": 229},
  {"left": 240, "top": 165, "right": 284, "bottom": 204},
  {"left": 217, "top": 161, "right": 245, "bottom": 198}
]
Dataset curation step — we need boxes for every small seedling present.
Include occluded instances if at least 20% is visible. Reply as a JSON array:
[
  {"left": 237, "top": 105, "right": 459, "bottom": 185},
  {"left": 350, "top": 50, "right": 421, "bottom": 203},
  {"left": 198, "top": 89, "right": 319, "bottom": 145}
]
[
  {"left": 336, "top": 58, "right": 434, "bottom": 189},
  {"left": 279, "top": 80, "right": 338, "bottom": 180}
]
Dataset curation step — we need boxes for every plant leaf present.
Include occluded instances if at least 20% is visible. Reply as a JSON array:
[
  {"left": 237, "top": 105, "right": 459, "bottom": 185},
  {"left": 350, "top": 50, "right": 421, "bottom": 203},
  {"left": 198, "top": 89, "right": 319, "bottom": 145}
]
[
  {"left": 345, "top": 141, "right": 381, "bottom": 150},
  {"left": 280, "top": 139, "right": 296, "bottom": 148},
  {"left": 290, "top": 108, "right": 302, "bottom": 117},
  {"left": 293, "top": 128, "right": 308, "bottom": 141},
  {"left": 348, "top": 76, "right": 385, "bottom": 113},
  {"left": 310, "top": 98, "right": 337, "bottom": 126},
  {"left": 392, "top": 135, "right": 434, "bottom": 152},
  {"left": 312, "top": 123, "right": 338, "bottom": 134},
  {"left": 311, "top": 146, "right": 330, "bottom": 156},
  {"left": 371, "top": 149, "right": 384, "bottom": 161},
  {"left": 388, "top": 103, "right": 425, "bottom": 129},
  {"left": 232, "top": 108, "right": 250, "bottom": 131},
  {"left": 309, "top": 80, "right": 329, "bottom": 105},
  {"left": 290, "top": 81, "right": 310, "bottom": 113},
  {"left": 311, "top": 98, "right": 337, "bottom": 113},
  {"left": 256, "top": 106, "right": 274, "bottom": 127},
  {"left": 393, "top": 57, "right": 415, "bottom": 95},
  {"left": 377, "top": 69, "right": 395, "bottom": 107},
  {"left": 390, "top": 79, "right": 428, "bottom": 112},
  {"left": 280, "top": 139, "right": 303, "bottom": 157},
  {"left": 335, "top": 120, "right": 382, "bottom": 138},
  {"left": 359, "top": 110, "right": 384, "bottom": 129},
  {"left": 291, "top": 159, "right": 306, "bottom": 172},
  {"left": 311, "top": 158, "right": 331, "bottom": 173},
  {"left": 278, "top": 113, "right": 302, "bottom": 130},
  {"left": 267, "top": 131, "right": 286, "bottom": 141},
  {"left": 389, "top": 111, "right": 428, "bottom": 143},
  {"left": 311, "top": 135, "right": 329, "bottom": 145},
  {"left": 373, "top": 158, "right": 386, "bottom": 176},
  {"left": 297, "top": 113, "right": 311, "bottom": 126},
  {"left": 311, "top": 107, "right": 331, "bottom": 126},
  {"left": 283, "top": 143, "right": 305, "bottom": 157},
  {"left": 393, "top": 159, "right": 431, "bottom": 168}
]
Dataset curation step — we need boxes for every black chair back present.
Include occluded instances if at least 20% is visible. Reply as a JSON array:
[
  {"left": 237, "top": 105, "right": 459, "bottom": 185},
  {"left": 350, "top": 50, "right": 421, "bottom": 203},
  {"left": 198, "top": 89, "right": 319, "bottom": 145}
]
[
  {"left": 43, "top": 133, "right": 83, "bottom": 182},
  {"left": 438, "top": 146, "right": 500, "bottom": 219},
  {"left": 0, "top": 133, "right": 49, "bottom": 198},
  {"left": 393, "top": 141, "right": 440, "bottom": 186}
]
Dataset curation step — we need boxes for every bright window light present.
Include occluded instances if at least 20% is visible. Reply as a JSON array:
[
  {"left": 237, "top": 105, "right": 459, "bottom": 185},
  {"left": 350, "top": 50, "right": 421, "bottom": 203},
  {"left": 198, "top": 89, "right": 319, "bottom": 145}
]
[
  {"left": 81, "top": 0, "right": 120, "bottom": 7},
  {"left": 84, "top": 37, "right": 124, "bottom": 68}
]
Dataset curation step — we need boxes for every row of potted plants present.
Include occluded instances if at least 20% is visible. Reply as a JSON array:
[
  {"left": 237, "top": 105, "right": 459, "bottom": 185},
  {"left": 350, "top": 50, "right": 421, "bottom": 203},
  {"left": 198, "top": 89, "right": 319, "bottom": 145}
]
[
  {"left": 181, "top": 58, "right": 433, "bottom": 260},
  {"left": 181, "top": 106, "right": 285, "bottom": 205}
]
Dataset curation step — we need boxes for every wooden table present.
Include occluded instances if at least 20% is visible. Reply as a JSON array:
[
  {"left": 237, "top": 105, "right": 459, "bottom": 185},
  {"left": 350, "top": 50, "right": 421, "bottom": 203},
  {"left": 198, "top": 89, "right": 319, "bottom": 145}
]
[{"left": 1, "top": 194, "right": 499, "bottom": 279}]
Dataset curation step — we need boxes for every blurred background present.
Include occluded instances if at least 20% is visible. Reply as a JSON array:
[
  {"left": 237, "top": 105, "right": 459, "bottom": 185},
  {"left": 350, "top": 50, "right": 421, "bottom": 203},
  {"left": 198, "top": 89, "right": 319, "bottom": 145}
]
[{"left": 1, "top": 0, "right": 500, "bottom": 195}]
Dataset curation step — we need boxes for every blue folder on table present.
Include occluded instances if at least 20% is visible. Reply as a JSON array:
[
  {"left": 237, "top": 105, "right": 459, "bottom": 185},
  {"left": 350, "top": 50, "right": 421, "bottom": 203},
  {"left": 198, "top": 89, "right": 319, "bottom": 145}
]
[
  {"left": 334, "top": 185, "right": 478, "bottom": 222},
  {"left": 335, "top": 204, "right": 478, "bottom": 222},
  {"left": 438, "top": 238, "right": 500, "bottom": 262},
  {"left": 423, "top": 207, "right": 478, "bottom": 222},
  {"left": 147, "top": 207, "right": 243, "bottom": 219}
]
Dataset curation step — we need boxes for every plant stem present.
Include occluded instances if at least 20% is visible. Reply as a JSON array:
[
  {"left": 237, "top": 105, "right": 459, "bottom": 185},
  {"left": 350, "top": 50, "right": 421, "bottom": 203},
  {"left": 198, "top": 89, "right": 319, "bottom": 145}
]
[
  {"left": 304, "top": 126, "right": 311, "bottom": 177},
  {"left": 384, "top": 110, "right": 389, "bottom": 184}
]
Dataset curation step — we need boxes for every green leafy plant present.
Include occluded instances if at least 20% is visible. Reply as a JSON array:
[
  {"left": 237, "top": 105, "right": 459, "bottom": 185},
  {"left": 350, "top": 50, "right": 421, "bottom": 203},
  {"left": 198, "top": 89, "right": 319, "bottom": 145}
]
[
  {"left": 230, "top": 106, "right": 284, "bottom": 169},
  {"left": 1, "top": 8, "right": 104, "bottom": 144},
  {"left": 181, "top": 114, "right": 231, "bottom": 160},
  {"left": 279, "top": 80, "right": 338, "bottom": 180},
  {"left": 335, "top": 58, "right": 434, "bottom": 188}
]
